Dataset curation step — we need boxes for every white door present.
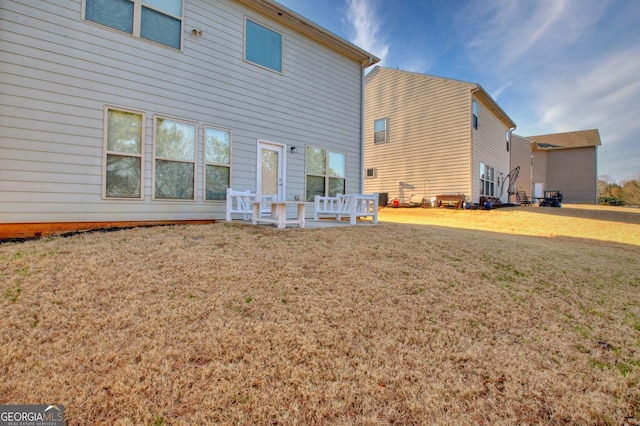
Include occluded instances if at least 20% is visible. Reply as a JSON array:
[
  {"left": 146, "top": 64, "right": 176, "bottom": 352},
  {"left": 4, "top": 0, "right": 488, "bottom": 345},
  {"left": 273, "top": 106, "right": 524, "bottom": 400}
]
[
  {"left": 534, "top": 183, "right": 543, "bottom": 198},
  {"left": 257, "top": 141, "right": 285, "bottom": 200}
]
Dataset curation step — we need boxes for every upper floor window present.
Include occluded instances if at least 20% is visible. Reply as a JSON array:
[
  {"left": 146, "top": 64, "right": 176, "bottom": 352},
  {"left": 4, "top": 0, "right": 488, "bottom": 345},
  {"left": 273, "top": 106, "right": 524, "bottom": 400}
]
[
  {"left": 245, "top": 19, "right": 282, "bottom": 72},
  {"left": 506, "top": 130, "right": 511, "bottom": 152},
  {"left": 84, "top": 0, "right": 183, "bottom": 50},
  {"left": 374, "top": 118, "right": 388, "bottom": 143},
  {"left": 472, "top": 100, "right": 478, "bottom": 129}
]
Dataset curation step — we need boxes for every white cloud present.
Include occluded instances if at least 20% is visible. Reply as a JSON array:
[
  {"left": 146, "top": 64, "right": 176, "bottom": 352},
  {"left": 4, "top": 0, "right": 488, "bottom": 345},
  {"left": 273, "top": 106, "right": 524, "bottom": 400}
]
[
  {"left": 345, "top": 0, "right": 389, "bottom": 65},
  {"left": 537, "top": 48, "right": 640, "bottom": 135},
  {"left": 457, "top": 0, "right": 608, "bottom": 71},
  {"left": 451, "top": 0, "right": 640, "bottom": 180}
]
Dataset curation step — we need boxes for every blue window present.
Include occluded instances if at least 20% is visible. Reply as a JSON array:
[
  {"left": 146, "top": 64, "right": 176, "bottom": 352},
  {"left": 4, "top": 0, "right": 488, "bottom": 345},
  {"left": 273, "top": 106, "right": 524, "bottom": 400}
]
[
  {"left": 140, "top": 5, "right": 181, "bottom": 49},
  {"left": 84, "top": 0, "right": 183, "bottom": 50},
  {"left": 85, "top": 0, "right": 134, "bottom": 33},
  {"left": 245, "top": 19, "right": 282, "bottom": 72}
]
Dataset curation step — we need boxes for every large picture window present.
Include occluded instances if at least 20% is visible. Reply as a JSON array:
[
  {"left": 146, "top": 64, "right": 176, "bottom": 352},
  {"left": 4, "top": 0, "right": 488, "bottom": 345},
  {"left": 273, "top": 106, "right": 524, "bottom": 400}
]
[
  {"left": 153, "top": 117, "right": 196, "bottom": 200},
  {"left": 104, "top": 107, "right": 144, "bottom": 199},
  {"left": 480, "top": 162, "right": 495, "bottom": 196},
  {"left": 305, "top": 146, "right": 346, "bottom": 201},
  {"left": 204, "top": 126, "right": 231, "bottom": 201},
  {"left": 84, "top": 0, "right": 183, "bottom": 49},
  {"left": 245, "top": 18, "right": 282, "bottom": 72}
]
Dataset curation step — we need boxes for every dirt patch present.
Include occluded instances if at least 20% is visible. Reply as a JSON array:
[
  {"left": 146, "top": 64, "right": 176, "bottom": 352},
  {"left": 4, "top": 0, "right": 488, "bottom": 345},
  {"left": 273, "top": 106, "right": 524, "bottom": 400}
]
[{"left": 1, "top": 206, "right": 639, "bottom": 424}]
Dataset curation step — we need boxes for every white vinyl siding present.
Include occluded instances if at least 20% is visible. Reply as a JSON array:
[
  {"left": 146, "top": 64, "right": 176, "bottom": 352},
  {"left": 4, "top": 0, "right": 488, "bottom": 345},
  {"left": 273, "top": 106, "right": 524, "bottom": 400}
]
[
  {"left": 83, "top": 0, "right": 184, "bottom": 50},
  {"left": 0, "top": 0, "right": 365, "bottom": 224}
]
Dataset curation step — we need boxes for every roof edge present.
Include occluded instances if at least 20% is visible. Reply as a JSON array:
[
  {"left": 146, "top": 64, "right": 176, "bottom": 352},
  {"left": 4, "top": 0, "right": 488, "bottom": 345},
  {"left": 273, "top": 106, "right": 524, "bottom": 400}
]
[
  {"left": 234, "top": 0, "right": 380, "bottom": 66},
  {"left": 366, "top": 67, "right": 516, "bottom": 128},
  {"left": 525, "top": 129, "right": 602, "bottom": 148},
  {"left": 472, "top": 84, "right": 516, "bottom": 129}
]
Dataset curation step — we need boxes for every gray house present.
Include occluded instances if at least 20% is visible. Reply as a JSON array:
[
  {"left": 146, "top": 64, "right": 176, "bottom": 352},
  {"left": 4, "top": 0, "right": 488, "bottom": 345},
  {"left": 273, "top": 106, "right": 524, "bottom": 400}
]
[
  {"left": 0, "top": 0, "right": 378, "bottom": 238},
  {"left": 363, "top": 67, "right": 516, "bottom": 206},
  {"left": 511, "top": 130, "right": 601, "bottom": 204}
]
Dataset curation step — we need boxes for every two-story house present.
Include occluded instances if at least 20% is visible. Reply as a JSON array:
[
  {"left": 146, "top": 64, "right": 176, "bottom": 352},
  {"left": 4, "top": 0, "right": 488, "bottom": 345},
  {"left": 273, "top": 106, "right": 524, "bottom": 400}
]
[
  {"left": 511, "top": 130, "right": 601, "bottom": 204},
  {"left": 363, "top": 67, "right": 516, "bottom": 206},
  {"left": 0, "top": 0, "right": 378, "bottom": 238}
]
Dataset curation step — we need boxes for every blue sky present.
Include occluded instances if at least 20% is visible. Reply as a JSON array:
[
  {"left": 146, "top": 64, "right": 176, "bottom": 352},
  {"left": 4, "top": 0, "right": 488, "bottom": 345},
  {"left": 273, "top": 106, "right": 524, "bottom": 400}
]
[{"left": 275, "top": 0, "right": 640, "bottom": 183}]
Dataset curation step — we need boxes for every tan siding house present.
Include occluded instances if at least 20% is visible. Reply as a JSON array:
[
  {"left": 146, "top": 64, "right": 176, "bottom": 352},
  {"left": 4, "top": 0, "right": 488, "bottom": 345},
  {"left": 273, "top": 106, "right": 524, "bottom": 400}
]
[
  {"left": 363, "top": 67, "right": 515, "bottom": 205},
  {"left": 511, "top": 130, "right": 601, "bottom": 204},
  {"left": 510, "top": 134, "right": 532, "bottom": 197}
]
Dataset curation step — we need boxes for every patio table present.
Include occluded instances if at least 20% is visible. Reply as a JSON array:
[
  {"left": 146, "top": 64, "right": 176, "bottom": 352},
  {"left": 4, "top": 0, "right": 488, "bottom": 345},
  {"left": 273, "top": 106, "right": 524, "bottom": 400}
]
[{"left": 252, "top": 201, "right": 311, "bottom": 229}]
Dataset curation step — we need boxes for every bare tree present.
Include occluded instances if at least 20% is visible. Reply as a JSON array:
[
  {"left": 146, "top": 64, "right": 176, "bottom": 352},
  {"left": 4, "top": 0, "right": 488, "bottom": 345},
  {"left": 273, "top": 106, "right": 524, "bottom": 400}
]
[{"left": 622, "top": 175, "right": 640, "bottom": 207}]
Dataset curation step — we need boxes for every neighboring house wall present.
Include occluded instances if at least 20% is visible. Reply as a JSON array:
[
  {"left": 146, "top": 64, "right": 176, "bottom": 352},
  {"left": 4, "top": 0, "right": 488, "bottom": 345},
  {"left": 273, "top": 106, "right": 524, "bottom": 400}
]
[
  {"left": 510, "top": 134, "right": 532, "bottom": 195},
  {"left": 363, "top": 67, "right": 514, "bottom": 204},
  {"left": 531, "top": 150, "right": 548, "bottom": 190},
  {"left": 511, "top": 130, "right": 600, "bottom": 204},
  {"left": 545, "top": 148, "right": 598, "bottom": 203},
  {"left": 0, "top": 0, "right": 373, "bottom": 228},
  {"left": 471, "top": 94, "right": 512, "bottom": 203},
  {"left": 363, "top": 68, "right": 471, "bottom": 203}
]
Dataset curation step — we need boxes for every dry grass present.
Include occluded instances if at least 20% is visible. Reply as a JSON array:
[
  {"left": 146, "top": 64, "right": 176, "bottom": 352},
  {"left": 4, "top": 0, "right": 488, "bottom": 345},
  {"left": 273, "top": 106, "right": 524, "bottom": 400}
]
[{"left": 1, "top": 205, "right": 639, "bottom": 425}]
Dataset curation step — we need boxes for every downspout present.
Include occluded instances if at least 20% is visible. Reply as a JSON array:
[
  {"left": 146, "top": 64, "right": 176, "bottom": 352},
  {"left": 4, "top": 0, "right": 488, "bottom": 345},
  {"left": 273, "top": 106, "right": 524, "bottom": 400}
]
[
  {"left": 359, "top": 57, "right": 375, "bottom": 193},
  {"left": 594, "top": 144, "right": 599, "bottom": 204},
  {"left": 470, "top": 87, "right": 480, "bottom": 203},
  {"left": 507, "top": 125, "right": 516, "bottom": 203}
]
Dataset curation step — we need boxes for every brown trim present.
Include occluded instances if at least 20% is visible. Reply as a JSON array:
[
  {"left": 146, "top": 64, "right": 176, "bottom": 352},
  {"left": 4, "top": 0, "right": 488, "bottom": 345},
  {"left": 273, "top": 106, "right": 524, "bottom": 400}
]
[{"left": 0, "top": 220, "right": 218, "bottom": 241}]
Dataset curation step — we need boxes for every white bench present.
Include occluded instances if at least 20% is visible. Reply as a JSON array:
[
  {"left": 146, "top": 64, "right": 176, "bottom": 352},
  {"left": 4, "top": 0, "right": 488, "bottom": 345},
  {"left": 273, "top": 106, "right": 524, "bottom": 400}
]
[
  {"left": 313, "top": 193, "right": 379, "bottom": 225},
  {"left": 225, "top": 189, "right": 276, "bottom": 221}
]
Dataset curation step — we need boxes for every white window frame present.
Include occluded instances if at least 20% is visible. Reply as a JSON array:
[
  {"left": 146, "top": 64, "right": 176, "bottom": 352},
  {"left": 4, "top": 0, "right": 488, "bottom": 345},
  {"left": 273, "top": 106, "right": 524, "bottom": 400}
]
[
  {"left": 244, "top": 17, "right": 283, "bottom": 73},
  {"left": 480, "top": 162, "right": 495, "bottom": 197},
  {"left": 102, "top": 106, "right": 145, "bottom": 200},
  {"left": 82, "top": 0, "right": 185, "bottom": 50},
  {"left": 152, "top": 115, "right": 197, "bottom": 201},
  {"left": 374, "top": 118, "right": 388, "bottom": 143},
  {"left": 203, "top": 125, "right": 232, "bottom": 202},
  {"left": 365, "top": 168, "right": 377, "bottom": 179},
  {"left": 305, "top": 146, "right": 347, "bottom": 201}
]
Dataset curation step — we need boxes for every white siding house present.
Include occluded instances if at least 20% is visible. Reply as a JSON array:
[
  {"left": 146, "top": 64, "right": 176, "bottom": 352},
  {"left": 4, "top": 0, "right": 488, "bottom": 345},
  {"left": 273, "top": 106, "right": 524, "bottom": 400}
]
[
  {"left": 363, "top": 67, "right": 516, "bottom": 205},
  {"left": 0, "top": 0, "right": 378, "bottom": 238}
]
